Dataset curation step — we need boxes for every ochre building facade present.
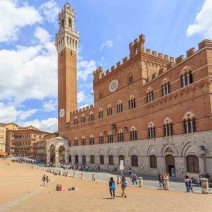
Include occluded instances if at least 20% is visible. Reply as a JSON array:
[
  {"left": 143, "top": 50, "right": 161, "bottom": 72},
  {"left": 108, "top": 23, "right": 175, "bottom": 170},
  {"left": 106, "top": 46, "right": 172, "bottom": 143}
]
[{"left": 47, "top": 3, "right": 212, "bottom": 179}]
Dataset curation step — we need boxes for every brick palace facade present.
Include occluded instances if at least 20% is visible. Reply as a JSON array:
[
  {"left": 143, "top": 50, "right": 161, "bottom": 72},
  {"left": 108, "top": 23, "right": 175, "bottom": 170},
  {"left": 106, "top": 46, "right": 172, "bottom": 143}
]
[{"left": 46, "top": 3, "right": 212, "bottom": 179}]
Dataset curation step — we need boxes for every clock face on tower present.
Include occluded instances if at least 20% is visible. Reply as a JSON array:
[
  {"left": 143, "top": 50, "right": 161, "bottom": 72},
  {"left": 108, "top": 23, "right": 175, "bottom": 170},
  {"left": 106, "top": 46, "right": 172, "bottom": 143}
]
[
  {"left": 109, "top": 79, "right": 119, "bottom": 93},
  {"left": 59, "top": 108, "right": 65, "bottom": 118}
]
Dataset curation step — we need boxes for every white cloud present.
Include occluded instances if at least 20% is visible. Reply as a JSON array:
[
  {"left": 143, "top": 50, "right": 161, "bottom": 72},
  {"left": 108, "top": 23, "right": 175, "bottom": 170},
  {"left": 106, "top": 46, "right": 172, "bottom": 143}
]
[
  {"left": 0, "top": 0, "right": 42, "bottom": 42},
  {"left": 0, "top": 102, "right": 37, "bottom": 123},
  {"left": 100, "top": 40, "right": 113, "bottom": 50},
  {"left": 78, "top": 91, "right": 87, "bottom": 104},
  {"left": 77, "top": 57, "right": 97, "bottom": 81},
  {"left": 187, "top": 0, "right": 212, "bottom": 38},
  {"left": 0, "top": 103, "right": 20, "bottom": 123},
  {"left": 23, "top": 118, "right": 58, "bottom": 132},
  {"left": 40, "top": 0, "right": 60, "bottom": 23},
  {"left": 18, "top": 109, "right": 37, "bottom": 121},
  {"left": 42, "top": 99, "right": 57, "bottom": 112},
  {"left": 34, "top": 27, "right": 51, "bottom": 44},
  {"left": 0, "top": 28, "right": 57, "bottom": 104}
]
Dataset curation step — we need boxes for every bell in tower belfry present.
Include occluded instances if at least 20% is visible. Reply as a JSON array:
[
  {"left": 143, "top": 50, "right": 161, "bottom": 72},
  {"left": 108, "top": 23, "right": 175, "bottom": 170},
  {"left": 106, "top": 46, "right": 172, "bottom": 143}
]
[{"left": 56, "top": 3, "right": 79, "bottom": 128}]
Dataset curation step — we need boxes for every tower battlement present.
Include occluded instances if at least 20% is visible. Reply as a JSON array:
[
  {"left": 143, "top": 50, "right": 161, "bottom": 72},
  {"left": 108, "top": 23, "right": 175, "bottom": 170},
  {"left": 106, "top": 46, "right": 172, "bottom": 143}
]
[{"left": 129, "top": 34, "right": 145, "bottom": 58}]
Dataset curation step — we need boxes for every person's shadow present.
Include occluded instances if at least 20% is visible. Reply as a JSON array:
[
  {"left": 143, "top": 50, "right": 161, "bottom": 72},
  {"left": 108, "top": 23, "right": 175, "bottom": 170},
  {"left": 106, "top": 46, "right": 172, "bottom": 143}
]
[{"left": 102, "top": 196, "right": 123, "bottom": 199}]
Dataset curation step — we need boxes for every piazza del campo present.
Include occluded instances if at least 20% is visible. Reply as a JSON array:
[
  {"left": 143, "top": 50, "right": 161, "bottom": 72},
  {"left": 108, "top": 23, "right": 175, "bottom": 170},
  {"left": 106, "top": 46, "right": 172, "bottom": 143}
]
[{"left": 1, "top": 1, "right": 212, "bottom": 212}]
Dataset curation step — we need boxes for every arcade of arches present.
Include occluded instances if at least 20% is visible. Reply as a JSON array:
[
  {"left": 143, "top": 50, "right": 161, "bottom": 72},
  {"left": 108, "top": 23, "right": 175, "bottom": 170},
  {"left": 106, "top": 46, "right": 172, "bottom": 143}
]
[{"left": 46, "top": 132, "right": 212, "bottom": 179}]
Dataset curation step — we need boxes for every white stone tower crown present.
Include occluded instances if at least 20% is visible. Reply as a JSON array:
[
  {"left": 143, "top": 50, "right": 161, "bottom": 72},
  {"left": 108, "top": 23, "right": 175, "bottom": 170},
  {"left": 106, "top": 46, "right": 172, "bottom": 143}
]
[{"left": 55, "top": 3, "right": 79, "bottom": 53}]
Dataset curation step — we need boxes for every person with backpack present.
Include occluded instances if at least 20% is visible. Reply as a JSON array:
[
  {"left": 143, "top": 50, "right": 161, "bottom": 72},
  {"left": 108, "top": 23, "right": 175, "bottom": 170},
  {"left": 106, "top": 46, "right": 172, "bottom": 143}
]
[
  {"left": 189, "top": 177, "right": 193, "bottom": 192},
  {"left": 121, "top": 175, "right": 128, "bottom": 198},
  {"left": 109, "top": 177, "right": 116, "bottom": 199}
]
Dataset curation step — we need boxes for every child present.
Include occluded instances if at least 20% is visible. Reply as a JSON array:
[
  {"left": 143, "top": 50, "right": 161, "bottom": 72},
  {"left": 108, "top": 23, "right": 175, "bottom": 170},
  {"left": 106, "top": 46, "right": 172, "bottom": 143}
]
[
  {"left": 109, "top": 177, "right": 116, "bottom": 199},
  {"left": 121, "top": 175, "right": 128, "bottom": 198}
]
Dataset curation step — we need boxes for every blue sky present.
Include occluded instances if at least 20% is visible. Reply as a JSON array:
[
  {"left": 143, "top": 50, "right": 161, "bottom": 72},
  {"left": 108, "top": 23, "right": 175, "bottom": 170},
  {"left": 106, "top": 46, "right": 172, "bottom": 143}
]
[{"left": 0, "top": 0, "right": 211, "bottom": 132}]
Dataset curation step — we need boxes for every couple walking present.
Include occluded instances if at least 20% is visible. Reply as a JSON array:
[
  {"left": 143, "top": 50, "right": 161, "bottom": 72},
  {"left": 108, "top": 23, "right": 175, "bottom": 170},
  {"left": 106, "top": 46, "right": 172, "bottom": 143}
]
[
  {"left": 42, "top": 174, "right": 50, "bottom": 186},
  {"left": 109, "top": 176, "right": 128, "bottom": 199}
]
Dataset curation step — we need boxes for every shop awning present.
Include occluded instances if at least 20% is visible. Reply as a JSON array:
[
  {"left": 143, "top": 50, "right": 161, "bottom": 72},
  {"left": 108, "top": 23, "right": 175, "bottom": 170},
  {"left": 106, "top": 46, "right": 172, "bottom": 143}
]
[{"left": 0, "top": 152, "right": 7, "bottom": 156}]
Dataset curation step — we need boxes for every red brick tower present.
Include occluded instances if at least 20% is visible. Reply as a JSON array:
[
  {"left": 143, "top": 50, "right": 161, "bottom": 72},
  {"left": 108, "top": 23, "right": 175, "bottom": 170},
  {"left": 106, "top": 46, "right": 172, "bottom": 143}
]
[{"left": 55, "top": 3, "right": 79, "bottom": 128}]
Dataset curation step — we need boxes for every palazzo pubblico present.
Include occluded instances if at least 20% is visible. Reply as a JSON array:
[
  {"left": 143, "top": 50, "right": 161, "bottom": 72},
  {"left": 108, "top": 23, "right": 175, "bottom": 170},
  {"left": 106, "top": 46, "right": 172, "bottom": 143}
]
[{"left": 47, "top": 3, "right": 212, "bottom": 179}]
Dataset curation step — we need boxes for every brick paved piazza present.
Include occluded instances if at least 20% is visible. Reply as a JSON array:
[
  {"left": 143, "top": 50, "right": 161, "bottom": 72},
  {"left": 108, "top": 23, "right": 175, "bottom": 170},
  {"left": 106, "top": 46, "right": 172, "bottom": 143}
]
[{"left": 1, "top": 160, "right": 212, "bottom": 212}]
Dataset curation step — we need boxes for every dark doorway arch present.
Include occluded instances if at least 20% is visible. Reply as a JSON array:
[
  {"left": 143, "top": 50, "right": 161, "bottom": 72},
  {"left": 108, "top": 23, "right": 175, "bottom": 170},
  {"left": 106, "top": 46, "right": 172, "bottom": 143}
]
[
  {"left": 165, "top": 154, "right": 175, "bottom": 177},
  {"left": 82, "top": 155, "right": 86, "bottom": 165},
  {"left": 75, "top": 155, "right": 79, "bottom": 164},
  {"left": 50, "top": 145, "right": 55, "bottom": 164},
  {"left": 58, "top": 145, "right": 65, "bottom": 163},
  {"left": 119, "top": 155, "right": 125, "bottom": 165}
]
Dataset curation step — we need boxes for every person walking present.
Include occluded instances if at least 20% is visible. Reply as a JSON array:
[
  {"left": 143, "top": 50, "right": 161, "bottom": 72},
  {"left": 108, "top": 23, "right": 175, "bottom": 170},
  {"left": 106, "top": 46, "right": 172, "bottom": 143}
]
[
  {"left": 184, "top": 176, "right": 190, "bottom": 192},
  {"left": 109, "top": 177, "right": 116, "bottom": 199},
  {"left": 46, "top": 176, "right": 50, "bottom": 187},
  {"left": 42, "top": 174, "right": 46, "bottom": 186},
  {"left": 121, "top": 175, "right": 128, "bottom": 198},
  {"left": 189, "top": 177, "right": 193, "bottom": 192}
]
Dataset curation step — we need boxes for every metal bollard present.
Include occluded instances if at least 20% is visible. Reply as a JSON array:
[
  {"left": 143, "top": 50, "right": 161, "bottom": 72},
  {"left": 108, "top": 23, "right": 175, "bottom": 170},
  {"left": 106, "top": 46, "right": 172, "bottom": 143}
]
[
  {"left": 92, "top": 174, "right": 95, "bottom": 181},
  {"left": 202, "top": 178, "right": 209, "bottom": 194},
  {"left": 138, "top": 177, "right": 143, "bottom": 187},
  {"left": 117, "top": 176, "right": 120, "bottom": 184},
  {"left": 163, "top": 177, "right": 169, "bottom": 190},
  {"left": 81, "top": 173, "right": 83, "bottom": 179}
]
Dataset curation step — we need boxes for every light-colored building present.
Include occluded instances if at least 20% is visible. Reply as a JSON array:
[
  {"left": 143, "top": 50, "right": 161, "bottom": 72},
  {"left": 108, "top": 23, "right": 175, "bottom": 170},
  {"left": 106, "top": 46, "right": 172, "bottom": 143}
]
[
  {"left": 6, "top": 125, "right": 49, "bottom": 157},
  {"left": 47, "top": 3, "right": 212, "bottom": 180},
  {"left": 0, "top": 123, "right": 6, "bottom": 156}
]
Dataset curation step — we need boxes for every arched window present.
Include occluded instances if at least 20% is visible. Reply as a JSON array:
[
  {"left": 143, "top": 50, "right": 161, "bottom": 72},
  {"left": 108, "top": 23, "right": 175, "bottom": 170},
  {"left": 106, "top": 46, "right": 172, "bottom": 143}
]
[
  {"left": 74, "top": 116, "right": 78, "bottom": 125},
  {"left": 89, "top": 112, "right": 94, "bottom": 121},
  {"left": 107, "top": 104, "right": 112, "bottom": 116},
  {"left": 100, "top": 155, "right": 104, "bottom": 164},
  {"left": 90, "top": 155, "right": 95, "bottom": 164},
  {"left": 118, "top": 129, "right": 124, "bottom": 142},
  {"left": 69, "top": 18, "right": 72, "bottom": 28},
  {"left": 180, "top": 67, "right": 193, "bottom": 88},
  {"left": 81, "top": 136, "right": 86, "bottom": 146},
  {"left": 163, "top": 118, "right": 173, "bottom": 137},
  {"left": 150, "top": 155, "right": 157, "bottom": 168},
  {"left": 74, "top": 137, "right": 78, "bottom": 146},
  {"left": 61, "top": 19, "right": 64, "bottom": 28},
  {"left": 161, "top": 80, "right": 171, "bottom": 96},
  {"left": 130, "top": 127, "right": 137, "bottom": 141},
  {"left": 90, "top": 135, "right": 94, "bottom": 145},
  {"left": 98, "top": 108, "right": 103, "bottom": 119},
  {"left": 131, "top": 155, "right": 138, "bottom": 167},
  {"left": 109, "top": 155, "right": 114, "bottom": 165},
  {"left": 148, "top": 122, "right": 156, "bottom": 139},
  {"left": 128, "top": 75, "right": 133, "bottom": 84},
  {"left": 183, "top": 113, "right": 196, "bottom": 134},
  {"left": 99, "top": 133, "right": 104, "bottom": 144},
  {"left": 186, "top": 155, "right": 199, "bottom": 173},
  {"left": 129, "top": 96, "right": 136, "bottom": 109},
  {"left": 117, "top": 100, "right": 123, "bottom": 113},
  {"left": 147, "top": 88, "right": 154, "bottom": 103},
  {"left": 108, "top": 131, "right": 113, "bottom": 143},
  {"left": 81, "top": 114, "right": 86, "bottom": 123}
]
